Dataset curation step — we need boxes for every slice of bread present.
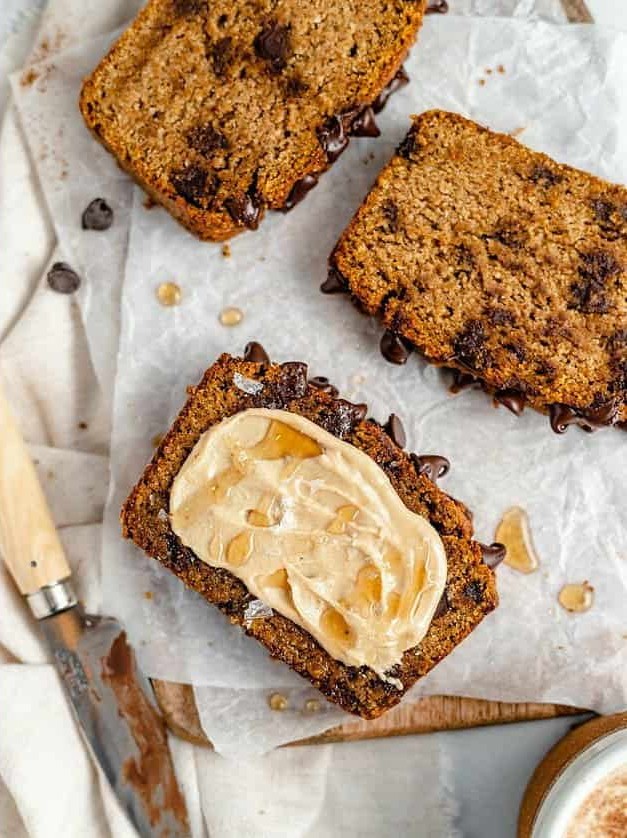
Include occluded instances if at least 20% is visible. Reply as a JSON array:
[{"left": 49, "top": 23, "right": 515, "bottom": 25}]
[
  {"left": 328, "top": 110, "right": 627, "bottom": 433},
  {"left": 121, "top": 349, "right": 498, "bottom": 719},
  {"left": 80, "top": 0, "right": 425, "bottom": 240}
]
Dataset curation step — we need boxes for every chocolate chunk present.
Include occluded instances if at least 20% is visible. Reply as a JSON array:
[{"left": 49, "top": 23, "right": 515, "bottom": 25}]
[
  {"left": 243, "top": 341, "right": 270, "bottom": 364},
  {"left": 46, "top": 262, "right": 81, "bottom": 294},
  {"left": 224, "top": 173, "right": 262, "bottom": 229},
  {"left": 480, "top": 542, "right": 507, "bottom": 569},
  {"left": 316, "top": 400, "right": 365, "bottom": 439},
  {"left": 321, "top": 266, "right": 349, "bottom": 294},
  {"left": 452, "top": 320, "right": 491, "bottom": 372},
  {"left": 81, "top": 198, "right": 113, "bottom": 231},
  {"left": 381, "top": 199, "right": 399, "bottom": 233},
  {"left": 317, "top": 115, "right": 350, "bottom": 163},
  {"left": 282, "top": 174, "right": 319, "bottom": 211},
  {"left": 372, "top": 67, "right": 409, "bottom": 114},
  {"left": 591, "top": 198, "right": 616, "bottom": 224},
  {"left": 425, "top": 0, "right": 449, "bottom": 13},
  {"left": 254, "top": 19, "right": 290, "bottom": 73},
  {"left": 463, "top": 580, "right": 485, "bottom": 604},
  {"left": 548, "top": 402, "right": 618, "bottom": 434},
  {"left": 173, "top": 0, "right": 203, "bottom": 15},
  {"left": 410, "top": 454, "right": 450, "bottom": 482},
  {"left": 383, "top": 413, "right": 406, "bottom": 448},
  {"left": 504, "top": 341, "right": 527, "bottom": 362},
  {"left": 570, "top": 250, "right": 621, "bottom": 314},
  {"left": 258, "top": 362, "right": 308, "bottom": 408},
  {"left": 494, "top": 389, "right": 526, "bottom": 416},
  {"left": 309, "top": 376, "right": 339, "bottom": 397},
  {"left": 170, "top": 166, "right": 217, "bottom": 208},
  {"left": 285, "top": 74, "right": 309, "bottom": 98},
  {"left": 448, "top": 368, "right": 479, "bottom": 393},
  {"left": 186, "top": 124, "right": 228, "bottom": 157},
  {"left": 350, "top": 106, "right": 380, "bottom": 138},
  {"left": 397, "top": 131, "right": 417, "bottom": 159},
  {"left": 380, "top": 330, "right": 413, "bottom": 364},
  {"left": 485, "top": 307, "right": 515, "bottom": 326},
  {"left": 530, "top": 164, "right": 562, "bottom": 187},
  {"left": 208, "top": 36, "right": 233, "bottom": 77}
]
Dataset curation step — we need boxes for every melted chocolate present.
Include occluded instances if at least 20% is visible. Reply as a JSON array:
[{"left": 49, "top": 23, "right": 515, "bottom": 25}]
[
  {"left": 82, "top": 198, "right": 113, "bottom": 231},
  {"left": 372, "top": 67, "right": 409, "bottom": 114},
  {"left": 321, "top": 267, "right": 349, "bottom": 294},
  {"left": 384, "top": 413, "right": 406, "bottom": 448},
  {"left": 309, "top": 376, "right": 339, "bottom": 397},
  {"left": 254, "top": 19, "right": 290, "bottom": 73},
  {"left": 480, "top": 542, "right": 507, "bottom": 569},
  {"left": 282, "top": 173, "right": 319, "bottom": 211},
  {"left": 350, "top": 106, "right": 380, "bottom": 138},
  {"left": 380, "top": 330, "right": 413, "bottom": 365},
  {"left": 549, "top": 401, "right": 619, "bottom": 434},
  {"left": 317, "top": 114, "right": 352, "bottom": 162},
  {"left": 448, "top": 368, "right": 479, "bottom": 393},
  {"left": 47, "top": 262, "right": 81, "bottom": 294},
  {"left": 433, "top": 591, "right": 450, "bottom": 619},
  {"left": 494, "top": 389, "right": 526, "bottom": 416},
  {"left": 224, "top": 187, "right": 262, "bottom": 229},
  {"left": 425, "top": 0, "right": 449, "bottom": 13},
  {"left": 410, "top": 454, "right": 450, "bottom": 482},
  {"left": 243, "top": 341, "right": 270, "bottom": 364}
]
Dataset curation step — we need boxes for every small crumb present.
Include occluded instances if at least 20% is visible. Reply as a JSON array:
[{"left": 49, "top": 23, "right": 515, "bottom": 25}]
[
  {"left": 478, "top": 78, "right": 486, "bottom": 87},
  {"left": 497, "top": 64, "right": 505, "bottom": 74},
  {"left": 485, "top": 68, "right": 493, "bottom": 75},
  {"left": 47, "top": 470, "right": 55, "bottom": 480},
  {"left": 219, "top": 306, "right": 243, "bottom": 327},
  {"left": 30, "top": 560, "right": 38, "bottom": 568},
  {"left": 144, "top": 591, "right": 153, "bottom": 600},
  {"left": 510, "top": 126, "right": 526, "bottom": 138},
  {"left": 78, "top": 421, "right": 88, "bottom": 430},
  {"left": 21, "top": 68, "right": 39, "bottom": 87},
  {"left": 222, "top": 244, "right": 231, "bottom": 258},
  {"left": 369, "top": 152, "right": 375, "bottom": 160}
]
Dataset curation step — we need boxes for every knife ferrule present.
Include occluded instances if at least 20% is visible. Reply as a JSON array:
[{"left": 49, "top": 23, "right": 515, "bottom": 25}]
[{"left": 26, "top": 578, "right": 77, "bottom": 619}]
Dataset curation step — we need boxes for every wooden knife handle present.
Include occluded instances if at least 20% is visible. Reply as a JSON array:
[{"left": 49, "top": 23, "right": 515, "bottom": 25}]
[{"left": 0, "top": 384, "right": 71, "bottom": 595}]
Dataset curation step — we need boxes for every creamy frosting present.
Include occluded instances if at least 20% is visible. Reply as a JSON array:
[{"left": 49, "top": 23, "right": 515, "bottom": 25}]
[{"left": 169, "top": 408, "right": 447, "bottom": 681}]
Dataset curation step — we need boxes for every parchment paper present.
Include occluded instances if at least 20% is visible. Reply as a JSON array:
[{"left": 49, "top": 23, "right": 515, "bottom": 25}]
[{"left": 13, "top": 10, "right": 627, "bottom": 753}]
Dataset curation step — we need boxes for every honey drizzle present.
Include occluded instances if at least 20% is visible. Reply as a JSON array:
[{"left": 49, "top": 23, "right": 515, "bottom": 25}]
[
  {"left": 327, "top": 504, "right": 359, "bottom": 535},
  {"left": 226, "top": 531, "right": 253, "bottom": 567},
  {"left": 495, "top": 506, "right": 539, "bottom": 574},
  {"left": 320, "top": 608, "right": 354, "bottom": 646},
  {"left": 249, "top": 419, "right": 322, "bottom": 461}
]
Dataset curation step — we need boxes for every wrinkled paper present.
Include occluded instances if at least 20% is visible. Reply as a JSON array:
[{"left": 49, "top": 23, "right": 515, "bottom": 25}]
[{"left": 13, "top": 10, "right": 627, "bottom": 753}]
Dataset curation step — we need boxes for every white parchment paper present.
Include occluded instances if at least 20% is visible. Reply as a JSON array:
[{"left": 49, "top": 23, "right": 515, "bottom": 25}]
[{"left": 12, "top": 9, "right": 627, "bottom": 753}]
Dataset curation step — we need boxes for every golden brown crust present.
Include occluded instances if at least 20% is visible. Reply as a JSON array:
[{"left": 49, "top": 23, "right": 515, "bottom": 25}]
[
  {"left": 329, "top": 110, "right": 627, "bottom": 433},
  {"left": 121, "top": 352, "right": 498, "bottom": 719},
  {"left": 79, "top": 0, "right": 425, "bottom": 241}
]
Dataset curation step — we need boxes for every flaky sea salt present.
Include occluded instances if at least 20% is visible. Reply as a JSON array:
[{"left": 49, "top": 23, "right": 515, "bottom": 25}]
[
  {"left": 244, "top": 599, "right": 274, "bottom": 625},
  {"left": 233, "top": 372, "right": 264, "bottom": 395}
]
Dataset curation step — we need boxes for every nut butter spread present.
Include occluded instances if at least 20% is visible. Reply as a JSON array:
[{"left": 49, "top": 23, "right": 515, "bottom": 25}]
[{"left": 170, "top": 409, "right": 447, "bottom": 680}]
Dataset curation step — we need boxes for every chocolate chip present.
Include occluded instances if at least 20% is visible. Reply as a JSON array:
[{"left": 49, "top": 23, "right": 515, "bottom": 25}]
[
  {"left": 448, "top": 369, "right": 479, "bottom": 393},
  {"left": 316, "top": 400, "right": 365, "bottom": 439},
  {"left": 282, "top": 174, "right": 319, "bottom": 211},
  {"left": 170, "top": 166, "right": 217, "bottom": 208},
  {"left": 276, "top": 362, "right": 308, "bottom": 401},
  {"left": 530, "top": 164, "right": 562, "bottom": 187},
  {"left": 397, "top": 131, "right": 417, "bottom": 160},
  {"left": 173, "top": 0, "right": 203, "bottom": 15},
  {"left": 569, "top": 250, "right": 621, "bottom": 314},
  {"left": 425, "top": 0, "right": 449, "bottom": 13},
  {"left": 463, "top": 580, "right": 485, "bottom": 604},
  {"left": 381, "top": 199, "right": 399, "bottom": 233},
  {"left": 383, "top": 414, "right": 406, "bottom": 448},
  {"left": 317, "top": 115, "right": 350, "bottom": 163},
  {"left": 47, "top": 262, "right": 81, "bottom": 294},
  {"left": 504, "top": 341, "right": 526, "bottom": 362},
  {"left": 285, "top": 74, "right": 309, "bottom": 98},
  {"left": 452, "top": 320, "right": 491, "bottom": 372},
  {"left": 433, "top": 591, "right": 450, "bottom": 619},
  {"left": 485, "top": 221, "right": 526, "bottom": 249},
  {"left": 309, "top": 376, "right": 339, "bottom": 397},
  {"left": 224, "top": 173, "right": 262, "bottom": 229},
  {"left": 254, "top": 19, "right": 290, "bottom": 73},
  {"left": 591, "top": 198, "right": 616, "bottom": 224},
  {"left": 243, "top": 341, "right": 270, "bottom": 364},
  {"left": 494, "top": 389, "right": 526, "bottom": 416},
  {"left": 81, "top": 198, "right": 113, "bottom": 231},
  {"left": 208, "top": 36, "right": 233, "bottom": 77},
  {"left": 410, "top": 454, "right": 450, "bottom": 482},
  {"left": 350, "top": 106, "right": 380, "bottom": 138},
  {"left": 321, "top": 266, "right": 349, "bottom": 294},
  {"left": 380, "top": 330, "right": 413, "bottom": 365},
  {"left": 480, "top": 542, "right": 507, "bottom": 569},
  {"left": 372, "top": 67, "right": 409, "bottom": 114},
  {"left": 550, "top": 400, "right": 619, "bottom": 434},
  {"left": 186, "top": 124, "right": 228, "bottom": 157}
]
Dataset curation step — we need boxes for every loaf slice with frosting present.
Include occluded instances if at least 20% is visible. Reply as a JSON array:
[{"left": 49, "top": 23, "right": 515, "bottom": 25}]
[
  {"left": 121, "top": 348, "right": 498, "bottom": 719},
  {"left": 327, "top": 110, "right": 627, "bottom": 433},
  {"left": 80, "top": 0, "right": 425, "bottom": 240}
]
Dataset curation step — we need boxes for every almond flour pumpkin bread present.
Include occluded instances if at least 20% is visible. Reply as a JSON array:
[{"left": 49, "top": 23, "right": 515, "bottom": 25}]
[
  {"left": 79, "top": 0, "right": 425, "bottom": 241},
  {"left": 121, "top": 347, "right": 498, "bottom": 719},
  {"left": 327, "top": 110, "right": 627, "bottom": 433}
]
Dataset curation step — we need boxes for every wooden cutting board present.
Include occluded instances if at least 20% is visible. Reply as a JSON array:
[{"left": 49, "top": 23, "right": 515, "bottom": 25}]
[{"left": 153, "top": 0, "right": 592, "bottom": 749}]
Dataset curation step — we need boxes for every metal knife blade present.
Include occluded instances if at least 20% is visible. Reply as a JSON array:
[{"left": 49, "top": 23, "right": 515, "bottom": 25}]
[{"left": 40, "top": 604, "right": 190, "bottom": 838}]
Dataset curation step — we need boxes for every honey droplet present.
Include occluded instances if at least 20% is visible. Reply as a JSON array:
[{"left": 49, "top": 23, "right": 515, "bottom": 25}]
[
  {"left": 268, "top": 692, "right": 288, "bottom": 711},
  {"left": 226, "top": 531, "right": 253, "bottom": 567},
  {"left": 397, "top": 559, "right": 427, "bottom": 620},
  {"left": 222, "top": 244, "right": 231, "bottom": 258},
  {"left": 304, "top": 698, "right": 320, "bottom": 713},
  {"left": 144, "top": 591, "right": 153, "bottom": 600},
  {"left": 156, "top": 282, "right": 181, "bottom": 307},
  {"left": 250, "top": 419, "right": 322, "bottom": 461},
  {"left": 354, "top": 564, "right": 382, "bottom": 612},
  {"left": 265, "top": 568, "right": 289, "bottom": 590},
  {"left": 495, "top": 506, "right": 539, "bottom": 574},
  {"left": 320, "top": 608, "right": 353, "bottom": 646},
  {"left": 383, "top": 547, "right": 403, "bottom": 577},
  {"left": 386, "top": 591, "right": 401, "bottom": 619},
  {"left": 219, "top": 306, "right": 243, "bottom": 327},
  {"left": 327, "top": 504, "right": 359, "bottom": 535},
  {"left": 558, "top": 582, "right": 594, "bottom": 613},
  {"left": 247, "top": 509, "right": 272, "bottom": 527}
]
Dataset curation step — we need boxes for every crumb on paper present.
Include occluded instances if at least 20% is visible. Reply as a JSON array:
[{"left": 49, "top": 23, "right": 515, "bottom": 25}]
[
  {"left": 510, "top": 126, "right": 526, "bottom": 138},
  {"left": 144, "top": 591, "right": 153, "bottom": 600},
  {"left": 222, "top": 244, "right": 231, "bottom": 258},
  {"left": 485, "top": 68, "right": 493, "bottom": 75},
  {"left": 497, "top": 64, "right": 505, "bottom": 74},
  {"left": 21, "top": 68, "right": 39, "bottom": 87},
  {"left": 78, "top": 421, "right": 88, "bottom": 430},
  {"left": 233, "top": 372, "right": 264, "bottom": 395},
  {"left": 478, "top": 78, "right": 486, "bottom": 87}
]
